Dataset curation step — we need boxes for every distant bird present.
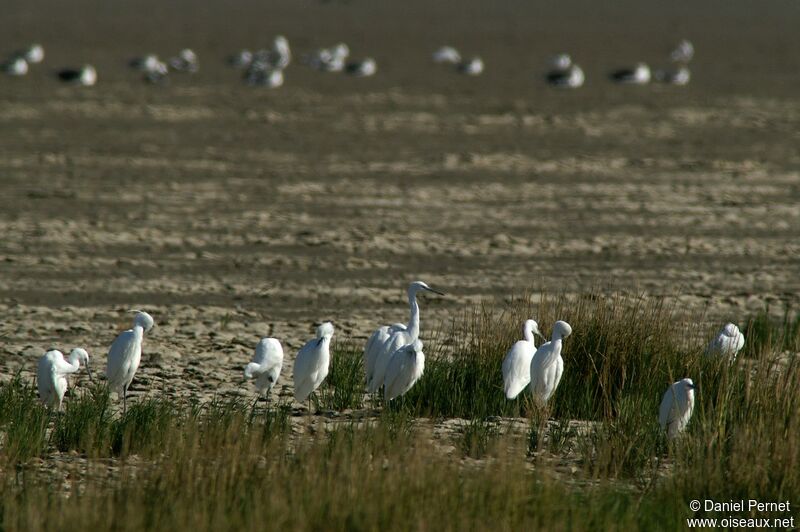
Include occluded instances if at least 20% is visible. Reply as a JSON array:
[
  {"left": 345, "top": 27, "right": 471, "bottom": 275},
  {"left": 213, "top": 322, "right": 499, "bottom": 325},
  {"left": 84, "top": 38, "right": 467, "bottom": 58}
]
[
  {"left": 384, "top": 340, "right": 425, "bottom": 401},
  {"left": 549, "top": 53, "right": 572, "bottom": 71},
  {"left": 654, "top": 66, "right": 690, "bottom": 86},
  {"left": 706, "top": 323, "right": 745, "bottom": 360},
  {"left": 366, "top": 281, "right": 444, "bottom": 393},
  {"left": 245, "top": 66, "right": 283, "bottom": 88},
  {"left": 57, "top": 65, "right": 97, "bottom": 86},
  {"left": 345, "top": 58, "right": 377, "bottom": 77},
  {"left": 670, "top": 39, "right": 694, "bottom": 63},
  {"left": 2, "top": 57, "right": 28, "bottom": 76},
  {"left": 457, "top": 57, "right": 484, "bottom": 76},
  {"left": 169, "top": 48, "right": 199, "bottom": 72},
  {"left": 229, "top": 49, "right": 253, "bottom": 68},
  {"left": 129, "top": 54, "right": 161, "bottom": 72},
  {"left": 547, "top": 64, "right": 585, "bottom": 88},
  {"left": 502, "top": 319, "right": 544, "bottom": 399},
  {"left": 307, "top": 43, "right": 349, "bottom": 72},
  {"left": 37, "top": 348, "right": 93, "bottom": 410},
  {"left": 21, "top": 44, "right": 44, "bottom": 64},
  {"left": 610, "top": 63, "right": 651, "bottom": 85},
  {"left": 244, "top": 337, "right": 284, "bottom": 398},
  {"left": 293, "top": 322, "right": 335, "bottom": 406},
  {"left": 432, "top": 46, "right": 461, "bottom": 64},
  {"left": 270, "top": 36, "right": 291, "bottom": 69},
  {"left": 106, "top": 310, "right": 155, "bottom": 413},
  {"left": 529, "top": 320, "right": 572, "bottom": 405},
  {"left": 659, "top": 378, "right": 696, "bottom": 438}
]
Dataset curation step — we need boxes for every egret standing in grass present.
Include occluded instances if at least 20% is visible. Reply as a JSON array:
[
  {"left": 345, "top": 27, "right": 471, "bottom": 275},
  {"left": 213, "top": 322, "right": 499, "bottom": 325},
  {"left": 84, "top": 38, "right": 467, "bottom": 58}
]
[
  {"left": 37, "top": 348, "right": 93, "bottom": 410},
  {"left": 366, "top": 281, "right": 444, "bottom": 393},
  {"left": 106, "top": 310, "right": 155, "bottom": 414},
  {"left": 293, "top": 322, "right": 334, "bottom": 411},
  {"left": 659, "top": 378, "right": 696, "bottom": 438},
  {"left": 529, "top": 320, "right": 572, "bottom": 405},
  {"left": 244, "top": 337, "right": 284, "bottom": 401},
  {"left": 706, "top": 323, "right": 745, "bottom": 360},
  {"left": 384, "top": 340, "right": 425, "bottom": 401},
  {"left": 502, "top": 319, "right": 544, "bottom": 399}
]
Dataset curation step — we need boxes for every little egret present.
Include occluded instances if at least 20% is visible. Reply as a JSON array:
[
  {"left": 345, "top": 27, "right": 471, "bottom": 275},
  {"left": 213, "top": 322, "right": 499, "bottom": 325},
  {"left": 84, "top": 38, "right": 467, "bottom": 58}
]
[
  {"left": 366, "top": 281, "right": 444, "bottom": 393},
  {"left": 384, "top": 340, "right": 424, "bottom": 401},
  {"left": 529, "top": 320, "right": 573, "bottom": 405},
  {"left": 502, "top": 319, "right": 544, "bottom": 399},
  {"left": 106, "top": 310, "right": 155, "bottom": 414},
  {"left": 705, "top": 323, "right": 744, "bottom": 360},
  {"left": 244, "top": 337, "right": 284, "bottom": 398},
  {"left": 37, "top": 348, "right": 93, "bottom": 410},
  {"left": 293, "top": 322, "right": 335, "bottom": 405},
  {"left": 659, "top": 378, "right": 696, "bottom": 438}
]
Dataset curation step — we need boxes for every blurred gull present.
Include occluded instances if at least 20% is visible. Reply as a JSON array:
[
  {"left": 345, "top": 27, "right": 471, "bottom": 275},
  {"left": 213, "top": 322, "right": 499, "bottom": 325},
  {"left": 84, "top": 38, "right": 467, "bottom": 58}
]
[
  {"left": 22, "top": 44, "right": 44, "bottom": 64},
  {"left": 57, "top": 65, "right": 97, "bottom": 86},
  {"left": 654, "top": 66, "right": 690, "bottom": 86},
  {"left": 246, "top": 67, "right": 284, "bottom": 88},
  {"left": 670, "top": 39, "right": 694, "bottom": 63},
  {"left": 433, "top": 46, "right": 461, "bottom": 64},
  {"left": 345, "top": 57, "right": 377, "bottom": 77},
  {"left": 610, "top": 62, "right": 651, "bottom": 85},
  {"left": 549, "top": 53, "right": 572, "bottom": 70},
  {"left": 547, "top": 64, "right": 584, "bottom": 88},
  {"left": 229, "top": 49, "right": 253, "bottom": 68},
  {"left": 307, "top": 42, "right": 349, "bottom": 72},
  {"left": 2, "top": 56, "right": 28, "bottom": 76},
  {"left": 169, "top": 48, "right": 199, "bottom": 73},
  {"left": 457, "top": 56, "right": 484, "bottom": 76}
]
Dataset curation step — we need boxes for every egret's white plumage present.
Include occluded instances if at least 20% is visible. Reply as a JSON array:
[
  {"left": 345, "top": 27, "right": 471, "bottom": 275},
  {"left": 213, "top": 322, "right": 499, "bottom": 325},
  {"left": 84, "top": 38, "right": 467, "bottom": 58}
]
[
  {"left": 502, "top": 319, "right": 544, "bottom": 399},
  {"left": 106, "top": 310, "right": 155, "bottom": 413},
  {"left": 529, "top": 320, "right": 572, "bottom": 405},
  {"left": 706, "top": 323, "right": 744, "bottom": 359},
  {"left": 37, "top": 348, "right": 92, "bottom": 410},
  {"left": 293, "top": 322, "right": 335, "bottom": 403},
  {"left": 244, "top": 338, "right": 284, "bottom": 396},
  {"left": 658, "top": 378, "right": 696, "bottom": 438},
  {"left": 384, "top": 339, "right": 424, "bottom": 401},
  {"left": 366, "top": 281, "right": 444, "bottom": 393}
]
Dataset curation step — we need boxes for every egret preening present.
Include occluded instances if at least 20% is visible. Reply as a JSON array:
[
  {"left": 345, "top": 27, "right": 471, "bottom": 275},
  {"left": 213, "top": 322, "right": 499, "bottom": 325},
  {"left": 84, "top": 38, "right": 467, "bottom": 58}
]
[
  {"left": 529, "top": 320, "right": 573, "bottom": 405},
  {"left": 706, "top": 323, "right": 744, "bottom": 360},
  {"left": 659, "top": 378, "right": 696, "bottom": 438},
  {"left": 502, "top": 319, "right": 544, "bottom": 399},
  {"left": 106, "top": 310, "right": 155, "bottom": 414},
  {"left": 365, "top": 281, "right": 444, "bottom": 393},
  {"left": 37, "top": 348, "right": 93, "bottom": 410},
  {"left": 244, "top": 338, "right": 284, "bottom": 399},
  {"left": 384, "top": 340, "right": 424, "bottom": 401},
  {"left": 293, "top": 322, "right": 335, "bottom": 407}
]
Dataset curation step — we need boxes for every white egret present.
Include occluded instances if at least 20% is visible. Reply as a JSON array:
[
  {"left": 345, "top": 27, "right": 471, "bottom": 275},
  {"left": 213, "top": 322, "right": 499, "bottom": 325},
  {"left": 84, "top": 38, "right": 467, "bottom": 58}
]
[
  {"left": 106, "top": 310, "right": 155, "bottom": 413},
  {"left": 37, "top": 348, "right": 93, "bottom": 410},
  {"left": 529, "top": 320, "right": 573, "bottom": 405},
  {"left": 244, "top": 337, "right": 284, "bottom": 398},
  {"left": 502, "top": 319, "right": 544, "bottom": 399},
  {"left": 366, "top": 281, "right": 444, "bottom": 393},
  {"left": 293, "top": 322, "right": 335, "bottom": 405},
  {"left": 384, "top": 340, "right": 424, "bottom": 401},
  {"left": 658, "top": 378, "right": 696, "bottom": 438},
  {"left": 610, "top": 63, "right": 651, "bottom": 85},
  {"left": 705, "top": 323, "right": 744, "bottom": 359}
]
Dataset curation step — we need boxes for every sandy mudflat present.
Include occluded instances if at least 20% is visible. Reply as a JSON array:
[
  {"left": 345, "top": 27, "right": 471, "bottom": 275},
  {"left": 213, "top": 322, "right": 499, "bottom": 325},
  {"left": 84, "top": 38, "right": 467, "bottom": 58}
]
[{"left": 1, "top": 0, "right": 799, "bottom": 402}]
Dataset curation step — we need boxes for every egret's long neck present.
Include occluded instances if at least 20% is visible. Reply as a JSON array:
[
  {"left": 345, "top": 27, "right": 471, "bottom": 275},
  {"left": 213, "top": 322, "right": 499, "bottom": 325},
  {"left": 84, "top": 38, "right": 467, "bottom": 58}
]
[
  {"left": 66, "top": 354, "right": 82, "bottom": 373},
  {"left": 133, "top": 325, "right": 144, "bottom": 345},
  {"left": 523, "top": 325, "right": 534, "bottom": 343},
  {"left": 542, "top": 337, "right": 563, "bottom": 367},
  {"left": 406, "top": 290, "right": 421, "bottom": 340}
]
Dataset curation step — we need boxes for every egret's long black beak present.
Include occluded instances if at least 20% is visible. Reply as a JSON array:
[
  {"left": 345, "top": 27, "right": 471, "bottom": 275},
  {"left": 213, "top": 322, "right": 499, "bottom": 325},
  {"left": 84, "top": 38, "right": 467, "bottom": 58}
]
[
  {"left": 687, "top": 383, "right": 697, "bottom": 390},
  {"left": 425, "top": 287, "right": 445, "bottom": 296},
  {"left": 534, "top": 331, "right": 546, "bottom": 340}
]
